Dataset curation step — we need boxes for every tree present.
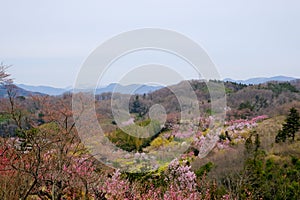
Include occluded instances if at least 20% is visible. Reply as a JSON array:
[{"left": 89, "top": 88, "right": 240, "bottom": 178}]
[
  {"left": 0, "top": 64, "right": 11, "bottom": 84},
  {"left": 129, "top": 95, "right": 148, "bottom": 117},
  {"left": 276, "top": 107, "right": 300, "bottom": 142},
  {"left": 1, "top": 93, "right": 104, "bottom": 199}
]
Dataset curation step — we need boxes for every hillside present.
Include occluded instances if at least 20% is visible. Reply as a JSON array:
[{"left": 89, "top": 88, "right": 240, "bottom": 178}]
[
  {"left": 1, "top": 79, "right": 300, "bottom": 199},
  {"left": 114, "top": 79, "right": 300, "bottom": 121}
]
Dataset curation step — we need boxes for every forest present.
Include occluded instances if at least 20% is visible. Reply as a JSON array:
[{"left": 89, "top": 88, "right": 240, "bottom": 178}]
[{"left": 1, "top": 65, "right": 300, "bottom": 200}]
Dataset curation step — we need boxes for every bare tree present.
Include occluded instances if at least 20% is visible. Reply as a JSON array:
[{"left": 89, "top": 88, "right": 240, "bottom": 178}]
[{"left": 0, "top": 63, "right": 11, "bottom": 84}]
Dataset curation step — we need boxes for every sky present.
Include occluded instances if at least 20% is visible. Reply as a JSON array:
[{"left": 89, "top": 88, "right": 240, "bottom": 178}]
[{"left": 0, "top": 0, "right": 300, "bottom": 88}]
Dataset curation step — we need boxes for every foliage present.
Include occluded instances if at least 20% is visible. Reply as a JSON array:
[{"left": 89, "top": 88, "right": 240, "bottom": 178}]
[
  {"left": 107, "top": 119, "right": 161, "bottom": 152},
  {"left": 129, "top": 95, "right": 149, "bottom": 117},
  {"left": 267, "top": 82, "right": 299, "bottom": 96},
  {"left": 276, "top": 107, "right": 300, "bottom": 142},
  {"left": 195, "top": 162, "right": 214, "bottom": 177},
  {"left": 150, "top": 136, "right": 170, "bottom": 148},
  {"left": 242, "top": 147, "right": 300, "bottom": 199},
  {"left": 0, "top": 114, "right": 10, "bottom": 123},
  {"left": 1, "top": 70, "right": 300, "bottom": 199}
]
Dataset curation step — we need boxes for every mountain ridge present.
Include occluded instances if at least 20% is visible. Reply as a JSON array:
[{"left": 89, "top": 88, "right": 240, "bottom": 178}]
[
  {"left": 17, "top": 83, "right": 163, "bottom": 96},
  {"left": 15, "top": 75, "right": 298, "bottom": 96},
  {"left": 223, "top": 75, "right": 297, "bottom": 85}
]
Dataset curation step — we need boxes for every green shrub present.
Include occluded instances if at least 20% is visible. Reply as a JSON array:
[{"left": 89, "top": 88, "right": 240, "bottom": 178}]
[{"left": 107, "top": 119, "right": 161, "bottom": 152}]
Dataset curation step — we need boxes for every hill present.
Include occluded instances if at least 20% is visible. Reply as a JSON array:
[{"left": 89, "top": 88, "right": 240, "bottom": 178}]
[{"left": 224, "top": 75, "right": 297, "bottom": 85}]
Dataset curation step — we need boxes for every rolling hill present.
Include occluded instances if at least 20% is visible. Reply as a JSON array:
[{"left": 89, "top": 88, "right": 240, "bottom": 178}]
[{"left": 223, "top": 75, "right": 297, "bottom": 85}]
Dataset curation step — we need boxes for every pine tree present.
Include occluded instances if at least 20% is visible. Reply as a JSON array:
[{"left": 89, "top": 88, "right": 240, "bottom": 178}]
[
  {"left": 285, "top": 107, "right": 300, "bottom": 141},
  {"left": 276, "top": 107, "right": 300, "bottom": 142}
]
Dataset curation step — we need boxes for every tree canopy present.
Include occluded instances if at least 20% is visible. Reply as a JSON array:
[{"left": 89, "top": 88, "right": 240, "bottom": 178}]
[{"left": 276, "top": 107, "right": 300, "bottom": 142}]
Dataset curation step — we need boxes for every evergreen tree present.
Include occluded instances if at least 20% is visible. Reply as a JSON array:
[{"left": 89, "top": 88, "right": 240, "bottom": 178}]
[{"left": 276, "top": 107, "right": 300, "bottom": 142}]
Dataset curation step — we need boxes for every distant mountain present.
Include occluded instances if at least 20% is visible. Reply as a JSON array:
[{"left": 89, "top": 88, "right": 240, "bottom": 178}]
[
  {"left": 16, "top": 83, "right": 163, "bottom": 96},
  {"left": 224, "top": 76, "right": 297, "bottom": 85},
  {"left": 15, "top": 76, "right": 298, "bottom": 96},
  {"left": 0, "top": 85, "right": 43, "bottom": 98},
  {"left": 95, "top": 83, "right": 163, "bottom": 95},
  {"left": 17, "top": 84, "right": 68, "bottom": 96}
]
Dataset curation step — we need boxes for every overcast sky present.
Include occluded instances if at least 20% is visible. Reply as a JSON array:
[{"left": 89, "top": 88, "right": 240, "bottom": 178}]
[{"left": 1, "top": 0, "right": 300, "bottom": 87}]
